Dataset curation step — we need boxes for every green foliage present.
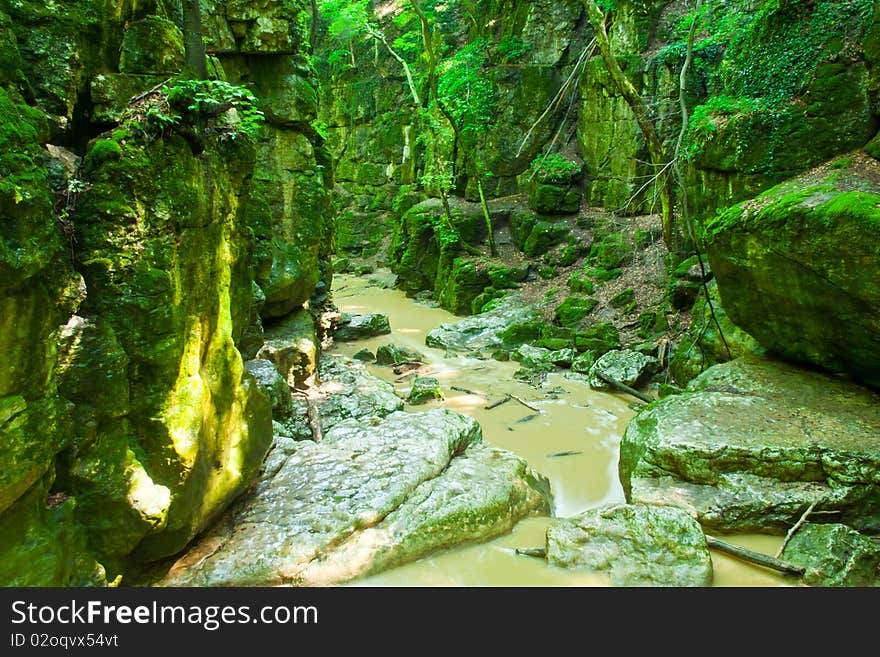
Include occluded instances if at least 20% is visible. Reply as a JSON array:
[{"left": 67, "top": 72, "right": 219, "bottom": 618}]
[
  {"left": 437, "top": 40, "right": 495, "bottom": 134},
  {"left": 494, "top": 36, "right": 531, "bottom": 63},
  {"left": 166, "top": 78, "right": 265, "bottom": 137},
  {"left": 529, "top": 153, "right": 582, "bottom": 183},
  {"left": 659, "top": 0, "right": 875, "bottom": 172}
]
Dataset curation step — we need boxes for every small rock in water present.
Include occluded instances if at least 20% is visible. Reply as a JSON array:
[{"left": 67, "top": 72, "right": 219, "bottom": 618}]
[
  {"left": 334, "top": 312, "right": 391, "bottom": 341},
  {"left": 376, "top": 343, "right": 424, "bottom": 365},
  {"left": 408, "top": 377, "right": 444, "bottom": 405},
  {"left": 353, "top": 348, "right": 375, "bottom": 362},
  {"left": 588, "top": 349, "right": 657, "bottom": 391}
]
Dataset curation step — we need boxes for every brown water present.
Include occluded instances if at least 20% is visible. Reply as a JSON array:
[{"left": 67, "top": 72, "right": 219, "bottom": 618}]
[{"left": 330, "top": 272, "right": 792, "bottom": 587}]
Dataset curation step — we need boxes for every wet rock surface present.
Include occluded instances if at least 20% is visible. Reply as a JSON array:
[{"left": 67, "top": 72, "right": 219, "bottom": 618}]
[
  {"left": 546, "top": 503, "right": 713, "bottom": 587},
  {"left": 620, "top": 356, "right": 880, "bottom": 533},
  {"left": 154, "top": 358, "right": 551, "bottom": 586}
]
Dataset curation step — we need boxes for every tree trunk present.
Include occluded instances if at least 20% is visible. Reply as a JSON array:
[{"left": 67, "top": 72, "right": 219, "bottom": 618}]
[
  {"left": 582, "top": 0, "right": 675, "bottom": 248},
  {"left": 182, "top": 0, "right": 208, "bottom": 80},
  {"left": 476, "top": 178, "right": 496, "bottom": 256}
]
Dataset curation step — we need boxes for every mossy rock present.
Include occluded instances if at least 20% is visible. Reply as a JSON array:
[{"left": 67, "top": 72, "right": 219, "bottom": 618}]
[
  {"left": 435, "top": 256, "right": 492, "bottom": 316},
  {"left": 589, "top": 233, "right": 631, "bottom": 270},
  {"left": 119, "top": 17, "right": 185, "bottom": 75},
  {"left": 528, "top": 182, "right": 581, "bottom": 214},
  {"left": 566, "top": 273, "right": 594, "bottom": 295},
  {"left": 609, "top": 288, "right": 635, "bottom": 309},
  {"left": 704, "top": 161, "right": 880, "bottom": 389},
  {"left": 554, "top": 296, "right": 598, "bottom": 327},
  {"left": 523, "top": 220, "right": 571, "bottom": 257},
  {"left": 574, "top": 322, "right": 620, "bottom": 355},
  {"left": 408, "top": 377, "right": 444, "bottom": 405}
]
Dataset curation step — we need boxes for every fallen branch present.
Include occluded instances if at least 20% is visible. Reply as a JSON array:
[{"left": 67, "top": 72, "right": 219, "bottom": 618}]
[
  {"left": 706, "top": 535, "right": 805, "bottom": 576},
  {"left": 596, "top": 372, "right": 654, "bottom": 404},
  {"left": 515, "top": 547, "right": 547, "bottom": 559},
  {"left": 129, "top": 77, "right": 174, "bottom": 105},
  {"left": 510, "top": 394, "right": 541, "bottom": 413},
  {"left": 451, "top": 385, "right": 485, "bottom": 397},
  {"left": 775, "top": 500, "right": 819, "bottom": 559},
  {"left": 485, "top": 395, "right": 512, "bottom": 410}
]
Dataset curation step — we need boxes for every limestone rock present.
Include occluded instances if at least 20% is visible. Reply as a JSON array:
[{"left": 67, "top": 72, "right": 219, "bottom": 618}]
[
  {"left": 705, "top": 153, "right": 880, "bottom": 389},
  {"left": 621, "top": 356, "right": 880, "bottom": 533},
  {"left": 334, "top": 312, "right": 391, "bottom": 341},
  {"left": 588, "top": 349, "right": 657, "bottom": 391},
  {"left": 257, "top": 309, "right": 318, "bottom": 388},
  {"left": 244, "top": 359, "right": 293, "bottom": 418},
  {"left": 408, "top": 377, "right": 444, "bottom": 405},
  {"left": 156, "top": 408, "right": 551, "bottom": 586},
  {"left": 781, "top": 523, "right": 880, "bottom": 587},
  {"left": 546, "top": 504, "right": 713, "bottom": 587},
  {"left": 425, "top": 294, "right": 544, "bottom": 355},
  {"left": 376, "top": 344, "right": 424, "bottom": 366}
]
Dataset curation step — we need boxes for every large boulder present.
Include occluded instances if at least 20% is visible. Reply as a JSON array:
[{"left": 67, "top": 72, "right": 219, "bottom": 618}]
[
  {"left": 155, "top": 408, "right": 551, "bottom": 586},
  {"left": 546, "top": 504, "right": 713, "bottom": 587},
  {"left": 620, "top": 356, "right": 880, "bottom": 534},
  {"left": 705, "top": 153, "right": 880, "bottom": 389}
]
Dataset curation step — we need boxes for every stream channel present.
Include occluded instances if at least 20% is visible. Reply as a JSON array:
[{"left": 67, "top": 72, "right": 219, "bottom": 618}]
[{"left": 329, "top": 272, "right": 790, "bottom": 587}]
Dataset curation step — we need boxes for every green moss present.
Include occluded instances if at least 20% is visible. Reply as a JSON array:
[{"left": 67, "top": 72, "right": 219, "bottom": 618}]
[
  {"left": 567, "top": 273, "right": 594, "bottom": 294},
  {"left": 499, "top": 321, "right": 542, "bottom": 345},
  {"left": 523, "top": 220, "right": 570, "bottom": 257},
  {"left": 574, "top": 322, "right": 620, "bottom": 355},
  {"left": 610, "top": 288, "right": 635, "bottom": 309},
  {"left": 589, "top": 233, "right": 630, "bottom": 270},
  {"left": 84, "top": 139, "right": 123, "bottom": 170},
  {"left": 554, "top": 296, "right": 598, "bottom": 327}
]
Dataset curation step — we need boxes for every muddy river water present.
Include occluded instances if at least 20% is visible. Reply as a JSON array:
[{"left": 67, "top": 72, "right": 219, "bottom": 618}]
[{"left": 329, "top": 272, "right": 791, "bottom": 587}]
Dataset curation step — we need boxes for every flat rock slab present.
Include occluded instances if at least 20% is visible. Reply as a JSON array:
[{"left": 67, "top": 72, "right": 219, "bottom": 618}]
[
  {"left": 546, "top": 504, "right": 713, "bottom": 587},
  {"left": 620, "top": 356, "right": 880, "bottom": 533},
  {"left": 156, "top": 408, "right": 551, "bottom": 586},
  {"left": 588, "top": 349, "right": 657, "bottom": 390},
  {"left": 425, "top": 295, "right": 542, "bottom": 355}
]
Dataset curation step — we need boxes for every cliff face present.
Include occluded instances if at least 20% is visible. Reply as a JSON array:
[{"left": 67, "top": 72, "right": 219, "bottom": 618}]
[
  {"left": 0, "top": 0, "right": 328, "bottom": 584},
  {"left": 319, "top": 0, "right": 879, "bottom": 260}
]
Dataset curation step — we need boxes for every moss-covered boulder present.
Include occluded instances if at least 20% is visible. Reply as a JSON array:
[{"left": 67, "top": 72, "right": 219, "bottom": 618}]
[
  {"left": 119, "top": 17, "right": 185, "bottom": 74},
  {"left": 781, "top": 523, "right": 880, "bottom": 587},
  {"left": 389, "top": 199, "right": 486, "bottom": 297},
  {"left": 546, "top": 504, "right": 713, "bottom": 587},
  {"left": 425, "top": 294, "right": 545, "bottom": 356},
  {"left": 588, "top": 349, "right": 657, "bottom": 391},
  {"left": 589, "top": 233, "right": 631, "bottom": 270},
  {"left": 620, "top": 356, "right": 880, "bottom": 534},
  {"left": 554, "top": 296, "right": 598, "bottom": 327},
  {"left": 408, "top": 377, "right": 444, "bottom": 405},
  {"left": 705, "top": 153, "right": 880, "bottom": 389},
  {"left": 375, "top": 344, "right": 424, "bottom": 366},
  {"left": 574, "top": 321, "right": 620, "bottom": 355},
  {"left": 435, "top": 256, "right": 492, "bottom": 315}
]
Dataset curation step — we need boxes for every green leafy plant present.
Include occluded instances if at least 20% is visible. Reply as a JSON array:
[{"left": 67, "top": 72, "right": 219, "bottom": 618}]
[
  {"left": 166, "top": 78, "right": 266, "bottom": 137},
  {"left": 529, "top": 153, "right": 582, "bottom": 183},
  {"left": 495, "top": 36, "right": 531, "bottom": 63}
]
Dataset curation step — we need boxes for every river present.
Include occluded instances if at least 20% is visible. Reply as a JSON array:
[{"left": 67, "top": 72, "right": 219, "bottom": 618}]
[{"left": 329, "top": 272, "right": 791, "bottom": 587}]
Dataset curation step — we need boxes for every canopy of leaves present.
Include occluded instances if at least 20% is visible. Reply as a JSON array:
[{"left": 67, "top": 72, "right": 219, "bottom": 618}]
[{"left": 436, "top": 40, "right": 495, "bottom": 134}]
